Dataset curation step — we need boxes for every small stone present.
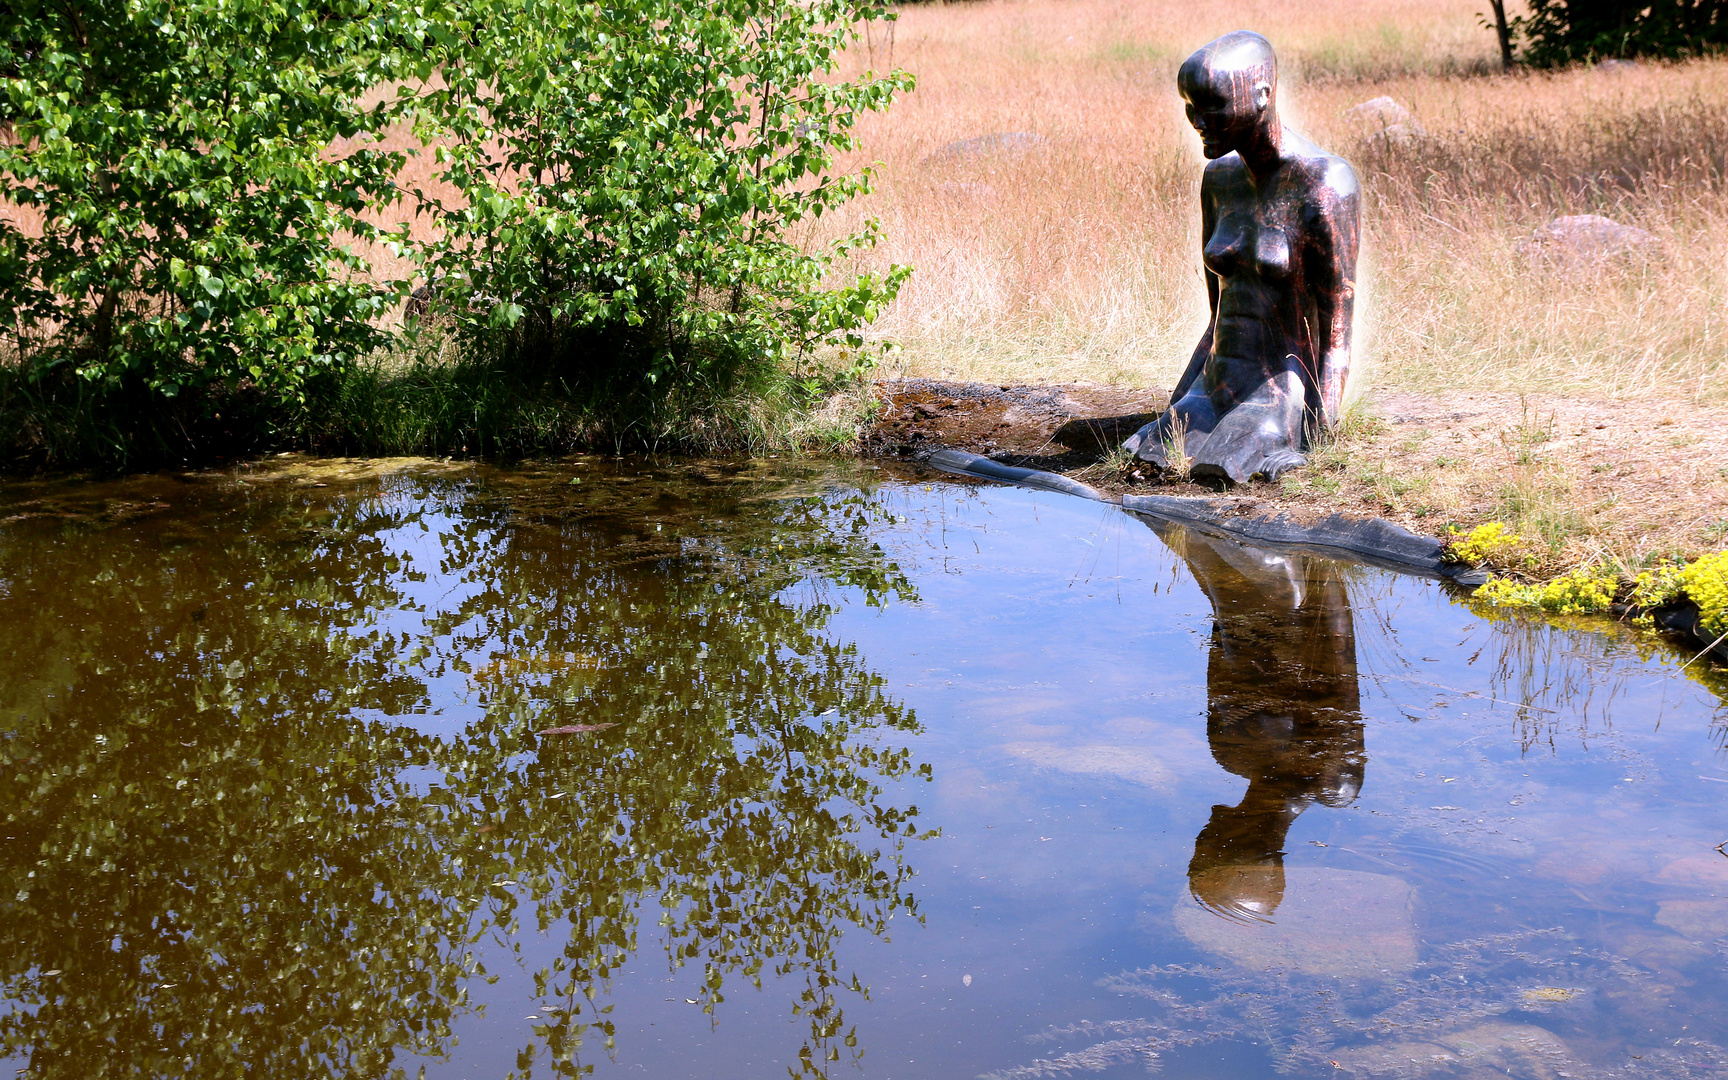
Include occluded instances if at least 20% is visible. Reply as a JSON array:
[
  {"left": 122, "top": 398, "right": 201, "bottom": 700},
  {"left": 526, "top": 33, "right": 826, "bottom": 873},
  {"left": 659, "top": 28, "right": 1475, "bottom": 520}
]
[
  {"left": 1331, "top": 1022, "right": 1571, "bottom": 1079},
  {"left": 1652, "top": 854, "right": 1728, "bottom": 886},
  {"left": 1656, "top": 898, "right": 1728, "bottom": 939}
]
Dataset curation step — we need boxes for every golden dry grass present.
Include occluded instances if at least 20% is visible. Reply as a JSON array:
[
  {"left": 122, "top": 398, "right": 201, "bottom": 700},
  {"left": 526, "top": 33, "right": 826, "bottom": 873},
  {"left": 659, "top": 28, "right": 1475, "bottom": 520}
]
[
  {"left": 1274, "top": 390, "right": 1728, "bottom": 572},
  {"left": 819, "top": 0, "right": 1728, "bottom": 404}
]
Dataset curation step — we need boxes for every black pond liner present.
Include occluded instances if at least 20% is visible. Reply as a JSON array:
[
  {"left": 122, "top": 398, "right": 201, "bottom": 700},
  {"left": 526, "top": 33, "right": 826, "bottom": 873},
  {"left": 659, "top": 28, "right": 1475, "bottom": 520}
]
[
  {"left": 928, "top": 447, "right": 1481, "bottom": 586},
  {"left": 924, "top": 448, "right": 1728, "bottom": 663}
]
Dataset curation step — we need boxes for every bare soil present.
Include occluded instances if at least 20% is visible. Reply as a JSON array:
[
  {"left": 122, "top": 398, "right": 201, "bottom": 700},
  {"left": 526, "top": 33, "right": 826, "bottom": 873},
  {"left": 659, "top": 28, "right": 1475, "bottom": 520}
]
[{"left": 867, "top": 379, "right": 1728, "bottom": 573}]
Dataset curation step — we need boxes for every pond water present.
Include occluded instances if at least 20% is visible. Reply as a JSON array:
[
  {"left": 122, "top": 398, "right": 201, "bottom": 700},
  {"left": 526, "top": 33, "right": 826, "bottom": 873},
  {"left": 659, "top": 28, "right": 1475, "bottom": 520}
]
[{"left": 3, "top": 457, "right": 1728, "bottom": 1080}]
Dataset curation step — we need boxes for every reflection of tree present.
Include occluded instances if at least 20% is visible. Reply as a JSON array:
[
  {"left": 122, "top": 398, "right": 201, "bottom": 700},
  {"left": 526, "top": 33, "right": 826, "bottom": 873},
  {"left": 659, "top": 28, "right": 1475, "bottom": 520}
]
[
  {"left": 1138, "top": 522, "right": 1364, "bottom": 924},
  {"left": 0, "top": 463, "right": 927, "bottom": 1079}
]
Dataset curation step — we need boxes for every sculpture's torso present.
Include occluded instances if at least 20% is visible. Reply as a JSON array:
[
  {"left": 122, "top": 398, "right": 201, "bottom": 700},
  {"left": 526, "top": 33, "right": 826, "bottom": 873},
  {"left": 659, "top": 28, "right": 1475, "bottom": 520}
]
[{"left": 1198, "top": 137, "right": 1353, "bottom": 416}]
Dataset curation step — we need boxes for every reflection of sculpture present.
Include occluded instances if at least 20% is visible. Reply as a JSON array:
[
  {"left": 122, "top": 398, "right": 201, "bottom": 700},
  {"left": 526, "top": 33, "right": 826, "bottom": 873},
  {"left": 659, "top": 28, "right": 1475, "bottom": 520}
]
[
  {"left": 1124, "top": 31, "right": 1360, "bottom": 485},
  {"left": 1150, "top": 523, "right": 1364, "bottom": 922}
]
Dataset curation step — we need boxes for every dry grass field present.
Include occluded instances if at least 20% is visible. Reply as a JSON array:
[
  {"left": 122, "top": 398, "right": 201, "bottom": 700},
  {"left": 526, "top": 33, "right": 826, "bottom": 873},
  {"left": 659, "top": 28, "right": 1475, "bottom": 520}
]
[
  {"left": 819, "top": 0, "right": 1728, "bottom": 406},
  {"left": 822, "top": 0, "right": 1728, "bottom": 573}
]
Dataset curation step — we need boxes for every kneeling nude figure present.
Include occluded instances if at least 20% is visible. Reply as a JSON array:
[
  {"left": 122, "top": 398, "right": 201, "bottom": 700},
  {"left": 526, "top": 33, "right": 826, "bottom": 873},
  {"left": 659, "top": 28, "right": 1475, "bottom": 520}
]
[{"left": 1123, "top": 31, "right": 1359, "bottom": 485}]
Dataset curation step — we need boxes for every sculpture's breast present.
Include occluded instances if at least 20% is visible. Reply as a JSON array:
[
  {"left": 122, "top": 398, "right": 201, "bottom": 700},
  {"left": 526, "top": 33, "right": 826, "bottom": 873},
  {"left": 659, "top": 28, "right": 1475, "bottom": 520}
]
[{"left": 1204, "top": 211, "right": 1293, "bottom": 282}]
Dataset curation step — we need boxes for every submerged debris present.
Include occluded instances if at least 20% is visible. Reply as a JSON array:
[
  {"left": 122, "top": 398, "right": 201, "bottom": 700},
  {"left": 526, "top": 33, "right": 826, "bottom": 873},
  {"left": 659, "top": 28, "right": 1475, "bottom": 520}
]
[{"left": 985, "top": 927, "right": 1728, "bottom": 1079}]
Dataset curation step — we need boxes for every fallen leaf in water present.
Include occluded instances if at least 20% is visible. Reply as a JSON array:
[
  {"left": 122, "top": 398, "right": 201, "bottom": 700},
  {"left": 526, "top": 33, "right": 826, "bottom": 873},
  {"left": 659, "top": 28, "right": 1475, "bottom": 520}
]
[
  {"left": 963, "top": 974, "right": 972, "bottom": 986},
  {"left": 40, "top": 970, "right": 60, "bottom": 977},
  {"left": 536, "top": 723, "right": 616, "bottom": 735},
  {"left": 1522, "top": 986, "right": 1576, "bottom": 1003}
]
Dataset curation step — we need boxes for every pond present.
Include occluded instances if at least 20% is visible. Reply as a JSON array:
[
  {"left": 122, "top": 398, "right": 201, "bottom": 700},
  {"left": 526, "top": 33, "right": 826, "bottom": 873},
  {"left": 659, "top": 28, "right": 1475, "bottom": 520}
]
[{"left": 3, "top": 457, "right": 1727, "bottom": 1080}]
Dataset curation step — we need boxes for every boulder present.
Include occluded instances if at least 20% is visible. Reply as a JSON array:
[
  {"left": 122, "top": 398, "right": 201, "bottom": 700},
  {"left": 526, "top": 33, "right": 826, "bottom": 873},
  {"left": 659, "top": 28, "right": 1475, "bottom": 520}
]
[
  {"left": 1345, "top": 96, "right": 1427, "bottom": 142},
  {"left": 922, "top": 131, "right": 1052, "bottom": 166},
  {"left": 1519, "top": 214, "right": 1657, "bottom": 261}
]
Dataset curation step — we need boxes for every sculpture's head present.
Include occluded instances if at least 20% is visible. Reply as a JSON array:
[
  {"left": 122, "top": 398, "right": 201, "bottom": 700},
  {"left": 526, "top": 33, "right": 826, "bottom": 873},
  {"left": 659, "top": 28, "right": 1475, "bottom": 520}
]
[{"left": 1178, "top": 31, "right": 1278, "bottom": 160}]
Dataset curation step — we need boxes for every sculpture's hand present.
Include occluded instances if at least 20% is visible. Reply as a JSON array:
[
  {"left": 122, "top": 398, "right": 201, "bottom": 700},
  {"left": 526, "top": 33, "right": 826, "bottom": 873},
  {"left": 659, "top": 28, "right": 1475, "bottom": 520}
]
[
  {"left": 1169, "top": 323, "right": 1215, "bottom": 407},
  {"left": 1306, "top": 162, "right": 1360, "bottom": 430},
  {"left": 1318, "top": 347, "right": 1351, "bottom": 427}
]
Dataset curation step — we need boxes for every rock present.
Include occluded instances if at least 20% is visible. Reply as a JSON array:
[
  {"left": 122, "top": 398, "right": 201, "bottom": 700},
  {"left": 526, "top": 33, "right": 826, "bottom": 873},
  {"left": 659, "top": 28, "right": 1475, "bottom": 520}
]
[
  {"left": 1174, "top": 867, "right": 1418, "bottom": 977},
  {"left": 1345, "top": 95, "right": 1427, "bottom": 141},
  {"left": 1652, "top": 854, "right": 1728, "bottom": 886},
  {"left": 1655, "top": 898, "right": 1728, "bottom": 939},
  {"left": 1519, "top": 214, "right": 1657, "bottom": 261},
  {"left": 922, "top": 131, "right": 1051, "bottom": 166},
  {"left": 933, "top": 180, "right": 999, "bottom": 201},
  {"left": 1002, "top": 741, "right": 1174, "bottom": 790},
  {"left": 1329, "top": 1021, "right": 1571, "bottom": 1079}
]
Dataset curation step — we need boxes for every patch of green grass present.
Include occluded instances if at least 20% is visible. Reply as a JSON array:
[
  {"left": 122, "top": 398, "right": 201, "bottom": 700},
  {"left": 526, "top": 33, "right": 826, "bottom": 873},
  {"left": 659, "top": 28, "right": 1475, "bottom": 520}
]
[
  {"left": 1, "top": 328, "right": 866, "bottom": 473},
  {"left": 1492, "top": 469, "right": 1586, "bottom": 555}
]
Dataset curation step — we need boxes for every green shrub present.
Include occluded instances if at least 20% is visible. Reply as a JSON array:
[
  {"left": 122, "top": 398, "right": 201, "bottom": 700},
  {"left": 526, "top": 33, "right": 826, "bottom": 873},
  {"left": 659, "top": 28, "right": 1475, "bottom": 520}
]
[
  {"left": 411, "top": 0, "right": 912, "bottom": 426},
  {"left": 0, "top": 0, "right": 419, "bottom": 418},
  {"left": 1519, "top": 0, "right": 1728, "bottom": 65},
  {"left": 1, "top": 0, "right": 911, "bottom": 469}
]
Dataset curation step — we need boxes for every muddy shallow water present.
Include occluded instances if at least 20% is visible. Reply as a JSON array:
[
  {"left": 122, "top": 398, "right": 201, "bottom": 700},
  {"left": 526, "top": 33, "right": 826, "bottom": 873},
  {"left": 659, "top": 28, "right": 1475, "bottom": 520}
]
[{"left": 2, "top": 457, "right": 1727, "bottom": 1080}]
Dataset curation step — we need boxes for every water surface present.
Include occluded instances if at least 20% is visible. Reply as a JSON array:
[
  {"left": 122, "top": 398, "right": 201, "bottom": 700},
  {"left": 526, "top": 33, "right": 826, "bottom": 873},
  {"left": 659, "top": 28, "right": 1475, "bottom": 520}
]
[{"left": 3, "top": 457, "right": 1727, "bottom": 1079}]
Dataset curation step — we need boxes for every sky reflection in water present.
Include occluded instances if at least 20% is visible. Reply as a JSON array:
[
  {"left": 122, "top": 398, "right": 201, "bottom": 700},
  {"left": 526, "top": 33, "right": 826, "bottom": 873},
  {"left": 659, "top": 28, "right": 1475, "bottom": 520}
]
[{"left": 2, "top": 459, "right": 1727, "bottom": 1080}]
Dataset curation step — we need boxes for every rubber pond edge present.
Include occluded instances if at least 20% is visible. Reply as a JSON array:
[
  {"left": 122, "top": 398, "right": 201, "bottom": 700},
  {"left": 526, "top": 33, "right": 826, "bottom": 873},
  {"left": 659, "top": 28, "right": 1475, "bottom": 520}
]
[
  {"left": 920, "top": 450, "right": 1728, "bottom": 663},
  {"left": 922, "top": 448, "right": 1487, "bottom": 585}
]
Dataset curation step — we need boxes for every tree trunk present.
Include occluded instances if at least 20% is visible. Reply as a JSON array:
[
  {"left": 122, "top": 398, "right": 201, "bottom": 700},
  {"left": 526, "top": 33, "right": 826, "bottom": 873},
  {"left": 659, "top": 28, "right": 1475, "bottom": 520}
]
[{"left": 1489, "top": 0, "right": 1515, "bottom": 69}]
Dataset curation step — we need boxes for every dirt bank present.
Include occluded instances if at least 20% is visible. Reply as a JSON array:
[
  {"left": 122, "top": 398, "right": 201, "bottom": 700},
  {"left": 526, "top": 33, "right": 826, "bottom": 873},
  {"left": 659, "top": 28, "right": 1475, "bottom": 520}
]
[{"left": 868, "top": 379, "right": 1728, "bottom": 574}]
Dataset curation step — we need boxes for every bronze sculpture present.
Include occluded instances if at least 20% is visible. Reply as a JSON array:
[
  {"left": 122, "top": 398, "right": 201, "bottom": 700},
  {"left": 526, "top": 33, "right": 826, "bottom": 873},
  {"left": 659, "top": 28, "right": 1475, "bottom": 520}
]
[{"left": 1123, "top": 32, "right": 1360, "bottom": 485}]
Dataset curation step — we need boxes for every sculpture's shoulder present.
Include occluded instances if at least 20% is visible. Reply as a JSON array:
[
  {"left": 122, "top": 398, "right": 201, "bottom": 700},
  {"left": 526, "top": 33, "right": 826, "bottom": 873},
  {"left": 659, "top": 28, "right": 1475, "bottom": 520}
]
[
  {"left": 1316, "top": 152, "right": 1359, "bottom": 203},
  {"left": 1286, "top": 143, "right": 1358, "bottom": 204},
  {"left": 1200, "top": 153, "right": 1251, "bottom": 191}
]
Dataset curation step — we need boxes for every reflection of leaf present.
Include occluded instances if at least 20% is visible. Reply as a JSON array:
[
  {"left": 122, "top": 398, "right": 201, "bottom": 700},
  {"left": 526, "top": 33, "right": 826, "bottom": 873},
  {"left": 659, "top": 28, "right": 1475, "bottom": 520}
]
[{"left": 0, "top": 461, "right": 928, "bottom": 1080}]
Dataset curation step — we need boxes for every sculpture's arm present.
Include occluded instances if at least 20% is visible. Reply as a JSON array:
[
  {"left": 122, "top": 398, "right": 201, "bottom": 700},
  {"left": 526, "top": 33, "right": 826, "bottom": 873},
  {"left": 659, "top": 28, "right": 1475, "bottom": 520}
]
[
  {"left": 1169, "top": 179, "right": 1219, "bottom": 407},
  {"left": 1307, "top": 160, "right": 1361, "bottom": 427}
]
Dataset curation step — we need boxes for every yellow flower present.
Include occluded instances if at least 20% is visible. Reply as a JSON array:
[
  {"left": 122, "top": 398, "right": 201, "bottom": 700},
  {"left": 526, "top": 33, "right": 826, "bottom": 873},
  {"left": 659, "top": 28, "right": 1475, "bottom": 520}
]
[
  {"left": 1471, "top": 569, "right": 1616, "bottom": 617},
  {"left": 1678, "top": 552, "right": 1728, "bottom": 638},
  {"left": 1445, "top": 522, "right": 1521, "bottom": 565}
]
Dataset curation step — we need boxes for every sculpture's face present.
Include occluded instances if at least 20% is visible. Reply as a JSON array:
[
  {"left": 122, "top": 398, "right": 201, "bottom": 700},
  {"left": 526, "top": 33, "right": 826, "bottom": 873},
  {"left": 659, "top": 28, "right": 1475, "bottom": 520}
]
[{"left": 1181, "top": 75, "right": 1270, "bottom": 160}]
